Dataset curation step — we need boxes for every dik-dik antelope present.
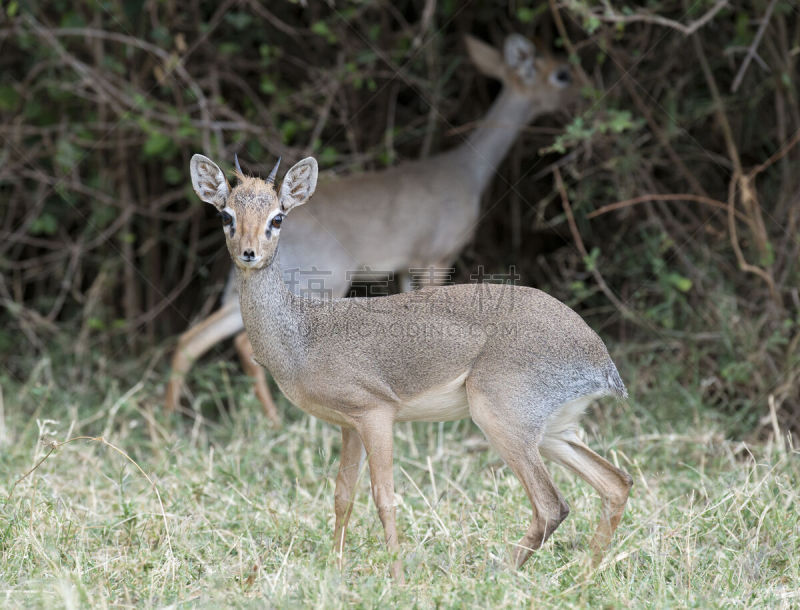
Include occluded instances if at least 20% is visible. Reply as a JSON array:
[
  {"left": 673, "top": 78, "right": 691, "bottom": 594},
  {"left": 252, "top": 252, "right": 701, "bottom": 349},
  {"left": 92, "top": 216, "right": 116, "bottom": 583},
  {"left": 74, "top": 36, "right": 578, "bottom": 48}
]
[
  {"left": 189, "top": 153, "right": 632, "bottom": 582},
  {"left": 166, "top": 34, "right": 576, "bottom": 422}
]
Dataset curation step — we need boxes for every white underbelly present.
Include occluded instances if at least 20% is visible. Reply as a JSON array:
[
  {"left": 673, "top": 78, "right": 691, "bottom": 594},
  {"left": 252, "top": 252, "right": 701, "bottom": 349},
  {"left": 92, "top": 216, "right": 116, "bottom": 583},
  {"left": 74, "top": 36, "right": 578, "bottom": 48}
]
[{"left": 395, "top": 372, "right": 471, "bottom": 423}]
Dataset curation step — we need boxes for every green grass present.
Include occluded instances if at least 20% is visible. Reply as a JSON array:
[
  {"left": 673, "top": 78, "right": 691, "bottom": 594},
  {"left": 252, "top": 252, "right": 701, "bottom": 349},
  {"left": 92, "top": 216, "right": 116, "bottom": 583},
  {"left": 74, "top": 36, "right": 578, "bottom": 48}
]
[{"left": 1, "top": 352, "right": 798, "bottom": 608}]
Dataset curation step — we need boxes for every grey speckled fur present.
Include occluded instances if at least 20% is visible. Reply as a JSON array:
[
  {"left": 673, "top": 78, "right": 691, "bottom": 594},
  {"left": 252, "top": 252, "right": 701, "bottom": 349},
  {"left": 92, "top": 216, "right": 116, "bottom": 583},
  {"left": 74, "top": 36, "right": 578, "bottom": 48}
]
[
  {"left": 239, "top": 261, "right": 626, "bottom": 429},
  {"left": 190, "top": 150, "right": 633, "bottom": 580}
]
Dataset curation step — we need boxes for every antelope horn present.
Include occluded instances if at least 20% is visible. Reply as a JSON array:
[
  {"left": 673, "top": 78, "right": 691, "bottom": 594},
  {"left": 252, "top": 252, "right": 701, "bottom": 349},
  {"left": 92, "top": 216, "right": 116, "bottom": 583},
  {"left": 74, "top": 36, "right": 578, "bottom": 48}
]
[
  {"left": 234, "top": 153, "right": 243, "bottom": 176},
  {"left": 266, "top": 156, "right": 281, "bottom": 185}
]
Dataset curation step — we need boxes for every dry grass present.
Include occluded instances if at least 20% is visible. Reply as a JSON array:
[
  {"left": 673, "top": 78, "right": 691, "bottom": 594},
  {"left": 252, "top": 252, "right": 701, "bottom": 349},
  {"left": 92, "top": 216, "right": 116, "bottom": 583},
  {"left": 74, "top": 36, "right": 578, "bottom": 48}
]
[{"left": 1, "top": 353, "right": 798, "bottom": 608}]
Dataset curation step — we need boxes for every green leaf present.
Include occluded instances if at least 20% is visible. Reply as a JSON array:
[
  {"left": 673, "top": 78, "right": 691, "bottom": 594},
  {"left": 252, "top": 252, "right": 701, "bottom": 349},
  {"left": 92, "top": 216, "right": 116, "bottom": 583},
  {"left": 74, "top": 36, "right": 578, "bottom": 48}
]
[
  {"left": 143, "top": 132, "right": 173, "bottom": 158},
  {"left": 311, "top": 21, "right": 337, "bottom": 43},
  {"left": 281, "top": 121, "right": 298, "bottom": 144},
  {"left": 90, "top": 205, "right": 116, "bottom": 230},
  {"left": 177, "top": 124, "right": 198, "bottom": 139},
  {"left": 218, "top": 42, "right": 241, "bottom": 56},
  {"left": 259, "top": 77, "right": 277, "bottom": 95},
  {"left": 759, "top": 241, "right": 775, "bottom": 267},
  {"left": 585, "top": 15, "right": 601, "bottom": 33},
  {"left": 356, "top": 50, "right": 377, "bottom": 65},
  {"left": 164, "top": 166, "right": 183, "bottom": 185},
  {"left": 607, "top": 109, "right": 635, "bottom": 133},
  {"left": 87, "top": 317, "right": 105, "bottom": 331},
  {"left": 733, "top": 12, "right": 752, "bottom": 46},
  {"left": 583, "top": 247, "right": 600, "bottom": 272},
  {"left": 59, "top": 10, "right": 85, "bottom": 27},
  {"left": 55, "top": 138, "right": 81, "bottom": 172},
  {"left": 151, "top": 25, "right": 170, "bottom": 45},
  {"left": 55, "top": 183, "right": 77, "bottom": 206},
  {"left": 516, "top": 6, "right": 544, "bottom": 23},
  {"left": 102, "top": 55, "right": 126, "bottom": 76},
  {"left": 666, "top": 273, "right": 692, "bottom": 293},
  {"left": 224, "top": 12, "right": 252, "bottom": 30},
  {"left": 30, "top": 213, "right": 58, "bottom": 236},
  {"left": 318, "top": 146, "right": 338, "bottom": 166},
  {"left": 311, "top": 21, "right": 329, "bottom": 36},
  {"left": 0, "top": 84, "right": 20, "bottom": 111}
]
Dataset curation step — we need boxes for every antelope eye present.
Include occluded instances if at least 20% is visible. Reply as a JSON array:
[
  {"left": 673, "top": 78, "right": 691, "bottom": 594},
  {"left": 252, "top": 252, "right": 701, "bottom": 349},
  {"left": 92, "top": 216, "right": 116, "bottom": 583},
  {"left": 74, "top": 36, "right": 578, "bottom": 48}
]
[
  {"left": 552, "top": 68, "right": 571, "bottom": 87},
  {"left": 271, "top": 214, "right": 283, "bottom": 229},
  {"left": 221, "top": 211, "right": 233, "bottom": 226}
]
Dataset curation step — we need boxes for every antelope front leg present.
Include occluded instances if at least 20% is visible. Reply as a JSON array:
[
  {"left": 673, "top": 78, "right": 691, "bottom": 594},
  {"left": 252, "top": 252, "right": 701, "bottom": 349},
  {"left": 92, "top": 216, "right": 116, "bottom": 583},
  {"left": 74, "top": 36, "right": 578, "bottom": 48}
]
[
  {"left": 358, "top": 412, "right": 404, "bottom": 583},
  {"left": 332, "top": 426, "right": 365, "bottom": 565}
]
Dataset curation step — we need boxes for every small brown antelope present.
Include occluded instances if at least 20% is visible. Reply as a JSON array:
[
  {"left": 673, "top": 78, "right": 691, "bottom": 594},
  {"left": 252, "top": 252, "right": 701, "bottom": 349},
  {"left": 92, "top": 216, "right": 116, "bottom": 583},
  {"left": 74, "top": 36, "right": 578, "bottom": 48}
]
[
  {"left": 189, "top": 153, "right": 633, "bottom": 582},
  {"left": 166, "top": 34, "right": 576, "bottom": 422}
]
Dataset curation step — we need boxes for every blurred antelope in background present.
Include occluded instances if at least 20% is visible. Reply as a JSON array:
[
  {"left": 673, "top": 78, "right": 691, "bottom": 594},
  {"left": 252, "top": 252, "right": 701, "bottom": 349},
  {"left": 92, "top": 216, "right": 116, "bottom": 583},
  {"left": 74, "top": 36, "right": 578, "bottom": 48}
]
[
  {"left": 188, "top": 152, "right": 632, "bottom": 582},
  {"left": 166, "top": 34, "right": 576, "bottom": 422}
]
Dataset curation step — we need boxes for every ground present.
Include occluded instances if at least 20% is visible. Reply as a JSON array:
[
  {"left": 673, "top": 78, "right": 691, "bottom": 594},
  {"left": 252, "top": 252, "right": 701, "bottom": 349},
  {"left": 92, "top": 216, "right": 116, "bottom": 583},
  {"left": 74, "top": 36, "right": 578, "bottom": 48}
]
[{"left": 0, "top": 349, "right": 798, "bottom": 608}]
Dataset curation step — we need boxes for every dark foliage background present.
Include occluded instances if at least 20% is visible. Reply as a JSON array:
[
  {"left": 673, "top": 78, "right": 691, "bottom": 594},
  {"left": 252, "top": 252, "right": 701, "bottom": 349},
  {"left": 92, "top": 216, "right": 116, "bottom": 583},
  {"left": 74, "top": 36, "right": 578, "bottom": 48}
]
[{"left": 1, "top": 1, "right": 798, "bottom": 434}]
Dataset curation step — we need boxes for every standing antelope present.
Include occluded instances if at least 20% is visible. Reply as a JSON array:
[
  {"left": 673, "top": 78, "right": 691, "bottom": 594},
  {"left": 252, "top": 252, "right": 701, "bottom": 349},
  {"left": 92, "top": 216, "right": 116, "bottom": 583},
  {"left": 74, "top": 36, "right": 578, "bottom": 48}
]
[
  {"left": 166, "top": 34, "right": 576, "bottom": 422},
  {"left": 188, "top": 153, "right": 633, "bottom": 582}
]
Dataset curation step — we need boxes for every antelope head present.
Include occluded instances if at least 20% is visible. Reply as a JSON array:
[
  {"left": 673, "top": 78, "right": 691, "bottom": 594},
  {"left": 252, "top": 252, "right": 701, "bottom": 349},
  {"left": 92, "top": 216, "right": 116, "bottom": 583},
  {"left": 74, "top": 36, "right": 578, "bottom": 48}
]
[
  {"left": 190, "top": 154, "right": 318, "bottom": 270},
  {"left": 465, "top": 33, "right": 575, "bottom": 112}
]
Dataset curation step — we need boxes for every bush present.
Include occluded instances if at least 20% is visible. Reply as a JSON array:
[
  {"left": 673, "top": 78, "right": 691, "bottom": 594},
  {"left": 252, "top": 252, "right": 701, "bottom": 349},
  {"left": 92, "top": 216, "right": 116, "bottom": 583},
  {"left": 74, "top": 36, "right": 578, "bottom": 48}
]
[{"left": 1, "top": 1, "right": 797, "bottom": 434}]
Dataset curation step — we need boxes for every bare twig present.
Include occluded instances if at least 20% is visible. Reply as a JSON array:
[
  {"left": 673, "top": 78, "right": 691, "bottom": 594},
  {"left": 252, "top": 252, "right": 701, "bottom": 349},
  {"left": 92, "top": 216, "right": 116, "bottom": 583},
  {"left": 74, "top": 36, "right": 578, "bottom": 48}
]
[
  {"left": 245, "top": 0, "right": 303, "bottom": 38},
  {"left": 548, "top": 0, "right": 592, "bottom": 87},
  {"left": 412, "top": 0, "right": 437, "bottom": 49},
  {"left": 726, "top": 173, "right": 780, "bottom": 304},
  {"left": 306, "top": 57, "right": 344, "bottom": 155},
  {"left": 554, "top": 168, "right": 636, "bottom": 321},
  {"left": 587, "top": 193, "right": 748, "bottom": 223},
  {"left": 32, "top": 22, "right": 213, "bottom": 152},
  {"left": 748, "top": 127, "right": 800, "bottom": 180},
  {"left": 604, "top": 44, "right": 711, "bottom": 198},
  {"left": 584, "top": 0, "right": 729, "bottom": 36},
  {"left": 731, "top": 0, "right": 778, "bottom": 93},
  {"left": 693, "top": 32, "right": 780, "bottom": 305}
]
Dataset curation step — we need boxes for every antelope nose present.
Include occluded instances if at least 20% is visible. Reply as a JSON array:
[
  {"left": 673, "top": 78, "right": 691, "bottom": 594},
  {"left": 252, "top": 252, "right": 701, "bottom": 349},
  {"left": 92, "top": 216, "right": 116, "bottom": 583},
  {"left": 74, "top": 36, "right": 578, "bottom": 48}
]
[{"left": 242, "top": 249, "right": 256, "bottom": 261}]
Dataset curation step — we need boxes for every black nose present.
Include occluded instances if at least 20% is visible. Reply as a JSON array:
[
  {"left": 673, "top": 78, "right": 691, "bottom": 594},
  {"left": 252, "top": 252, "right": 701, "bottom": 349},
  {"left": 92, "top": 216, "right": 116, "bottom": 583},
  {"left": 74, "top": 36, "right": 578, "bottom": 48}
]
[{"left": 242, "top": 249, "right": 255, "bottom": 260}]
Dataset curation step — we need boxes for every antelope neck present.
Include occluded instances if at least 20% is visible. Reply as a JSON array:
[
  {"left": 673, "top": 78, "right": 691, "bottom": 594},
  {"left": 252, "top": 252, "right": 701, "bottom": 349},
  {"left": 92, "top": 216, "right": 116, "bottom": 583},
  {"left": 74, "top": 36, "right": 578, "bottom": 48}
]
[
  {"left": 454, "top": 87, "right": 544, "bottom": 194},
  {"left": 236, "top": 259, "right": 306, "bottom": 378}
]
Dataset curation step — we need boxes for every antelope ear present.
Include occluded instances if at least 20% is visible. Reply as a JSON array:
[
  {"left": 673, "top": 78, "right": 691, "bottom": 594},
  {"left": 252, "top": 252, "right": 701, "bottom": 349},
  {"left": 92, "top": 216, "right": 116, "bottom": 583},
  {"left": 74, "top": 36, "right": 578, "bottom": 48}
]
[
  {"left": 503, "top": 34, "right": 537, "bottom": 84},
  {"left": 279, "top": 157, "right": 318, "bottom": 212},
  {"left": 465, "top": 35, "right": 505, "bottom": 81},
  {"left": 190, "top": 154, "right": 230, "bottom": 209}
]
